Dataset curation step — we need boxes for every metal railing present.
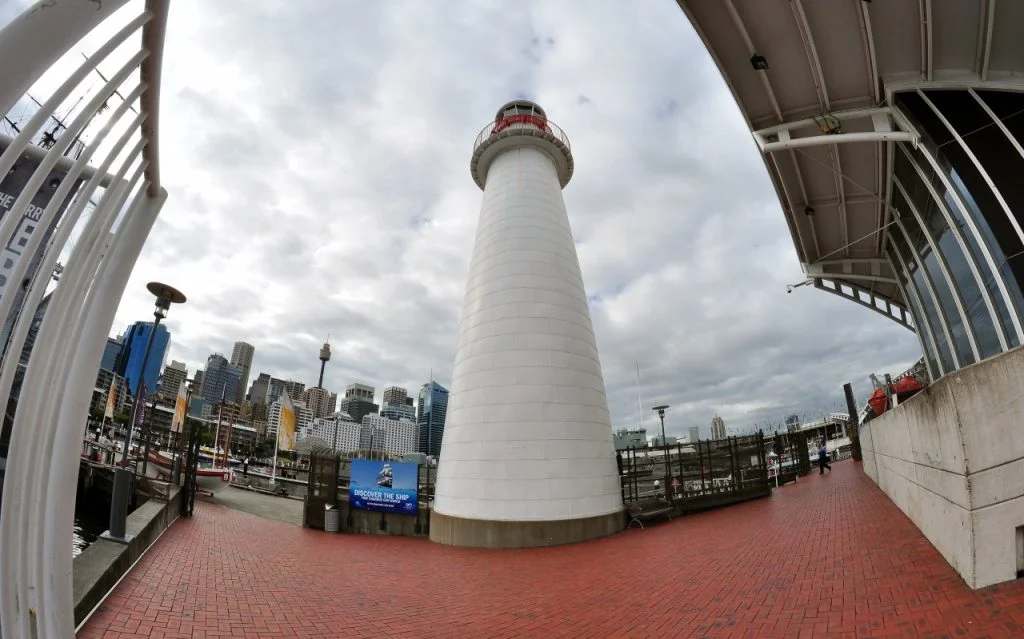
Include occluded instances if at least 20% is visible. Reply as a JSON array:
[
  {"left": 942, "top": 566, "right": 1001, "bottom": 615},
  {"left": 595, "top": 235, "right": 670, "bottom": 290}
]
[
  {"left": 472, "top": 115, "right": 572, "bottom": 154},
  {"left": 0, "top": 2, "right": 169, "bottom": 637}
]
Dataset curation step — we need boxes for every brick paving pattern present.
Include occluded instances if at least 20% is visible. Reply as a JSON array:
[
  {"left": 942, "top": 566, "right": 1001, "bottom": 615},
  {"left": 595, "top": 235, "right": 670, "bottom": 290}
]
[{"left": 79, "top": 461, "right": 1024, "bottom": 638}]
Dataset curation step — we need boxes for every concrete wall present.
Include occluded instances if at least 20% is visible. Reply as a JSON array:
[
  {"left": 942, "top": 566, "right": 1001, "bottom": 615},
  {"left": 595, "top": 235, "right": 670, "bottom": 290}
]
[
  {"left": 73, "top": 486, "right": 181, "bottom": 626},
  {"left": 861, "top": 345, "right": 1024, "bottom": 589}
]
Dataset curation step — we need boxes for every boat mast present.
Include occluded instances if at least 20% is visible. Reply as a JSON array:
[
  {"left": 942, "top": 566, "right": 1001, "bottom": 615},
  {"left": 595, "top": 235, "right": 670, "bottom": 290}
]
[{"left": 635, "top": 359, "right": 643, "bottom": 431}]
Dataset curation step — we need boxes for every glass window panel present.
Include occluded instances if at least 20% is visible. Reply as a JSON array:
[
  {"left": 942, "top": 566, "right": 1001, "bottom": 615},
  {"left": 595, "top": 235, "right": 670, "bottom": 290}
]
[
  {"left": 891, "top": 186, "right": 975, "bottom": 365},
  {"left": 890, "top": 228, "right": 954, "bottom": 373},
  {"left": 975, "top": 90, "right": 1024, "bottom": 153},
  {"left": 887, "top": 241, "right": 940, "bottom": 377},
  {"left": 894, "top": 92, "right": 1024, "bottom": 353}
]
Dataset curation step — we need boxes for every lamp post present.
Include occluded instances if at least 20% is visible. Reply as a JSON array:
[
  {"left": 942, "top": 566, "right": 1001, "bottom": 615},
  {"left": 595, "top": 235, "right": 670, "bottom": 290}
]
[
  {"left": 105, "top": 281, "right": 186, "bottom": 544},
  {"left": 652, "top": 405, "right": 670, "bottom": 497},
  {"left": 138, "top": 283, "right": 186, "bottom": 478}
]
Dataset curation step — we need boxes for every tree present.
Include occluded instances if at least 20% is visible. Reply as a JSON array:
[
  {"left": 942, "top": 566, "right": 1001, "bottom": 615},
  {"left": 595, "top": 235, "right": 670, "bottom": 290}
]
[{"left": 112, "top": 412, "right": 131, "bottom": 426}]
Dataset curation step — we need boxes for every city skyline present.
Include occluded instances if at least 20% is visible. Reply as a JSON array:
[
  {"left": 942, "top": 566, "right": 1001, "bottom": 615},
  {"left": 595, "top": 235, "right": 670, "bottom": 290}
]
[{"left": 104, "top": 0, "right": 922, "bottom": 439}]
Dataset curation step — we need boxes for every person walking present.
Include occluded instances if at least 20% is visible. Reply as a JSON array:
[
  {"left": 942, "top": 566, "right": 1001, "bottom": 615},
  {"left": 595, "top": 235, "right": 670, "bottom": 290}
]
[{"left": 818, "top": 439, "right": 831, "bottom": 474}]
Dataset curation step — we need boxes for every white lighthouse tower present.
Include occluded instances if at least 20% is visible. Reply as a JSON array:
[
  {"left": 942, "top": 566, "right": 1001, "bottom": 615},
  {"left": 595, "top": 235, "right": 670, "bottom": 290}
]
[{"left": 431, "top": 100, "right": 624, "bottom": 548}]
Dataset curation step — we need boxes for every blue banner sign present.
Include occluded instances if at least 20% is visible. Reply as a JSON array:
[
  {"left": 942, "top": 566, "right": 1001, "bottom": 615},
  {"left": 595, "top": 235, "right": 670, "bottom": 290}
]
[{"left": 350, "top": 458, "right": 418, "bottom": 514}]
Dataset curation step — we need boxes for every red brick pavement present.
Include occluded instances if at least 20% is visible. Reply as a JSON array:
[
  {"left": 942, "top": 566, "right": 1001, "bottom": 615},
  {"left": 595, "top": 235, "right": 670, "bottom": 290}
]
[{"left": 79, "top": 461, "right": 1024, "bottom": 638}]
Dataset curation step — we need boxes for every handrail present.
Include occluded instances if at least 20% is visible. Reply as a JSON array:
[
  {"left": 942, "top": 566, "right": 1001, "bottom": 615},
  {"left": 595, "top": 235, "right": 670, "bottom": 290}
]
[{"left": 472, "top": 115, "right": 571, "bottom": 154}]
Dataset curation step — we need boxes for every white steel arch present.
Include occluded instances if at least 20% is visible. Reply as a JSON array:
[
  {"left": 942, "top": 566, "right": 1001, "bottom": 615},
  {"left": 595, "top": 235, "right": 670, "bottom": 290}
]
[{"left": 0, "top": 1, "right": 170, "bottom": 637}]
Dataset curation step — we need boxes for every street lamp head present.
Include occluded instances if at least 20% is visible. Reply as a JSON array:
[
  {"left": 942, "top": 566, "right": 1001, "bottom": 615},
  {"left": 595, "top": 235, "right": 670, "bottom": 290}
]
[{"left": 146, "top": 281, "right": 186, "bottom": 319}]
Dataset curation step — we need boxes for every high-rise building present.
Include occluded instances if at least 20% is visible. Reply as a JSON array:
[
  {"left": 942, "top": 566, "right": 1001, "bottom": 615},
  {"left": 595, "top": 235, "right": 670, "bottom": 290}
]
[
  {"left": 302, "top": 414, "right": 360, "bottom": 453},
  {"left": 193, "top": 369, "right": 204, "bottom": 397},
  {"left": 267, "top": 398, "right": 312, "bottom": 441},
  {"left": 417, "top": 381, "right": 448, "bottom": 458},
  {"left": 710, "top": 415, "right": 727, "bottom": 440},
  {"left": 339, "top": 396, "right": 378, "bottom": 424},
  {"left": 345, "top": 382, "right": 374, "bottom": 400},
  {"left": 268, "top": 377, "right": 285, "bottom": 404},
  {"left": 283, "top": 380, "right": 305, "bottom": 402},
  {"left": 360, "top": 414, "right": 418, "bottom": 457},
  {"left": 193, "top": 354, "right": 242, "bottom": 416},
  {"left": 688, "top": 426, "right": 700, "bottom": 444},
  {"left": 380, "top": 385, "right": 415, "bottom": 421},
  {"left": 100, "top": 336, "right": 122, "bottom": 371},
  {"left": 329, "top": 392, "right": 338, "bottom": 414},
  {"left": 229, "top": 341, "right": 255, "bottom": 404},
  {"left": 248, "top": 373, "right": 271, "bottom": 405},
  {"left": 340, "top": 383, "right": 377, "bottom": 424},
  {"left": 115, "top": 321, "right": 171, "bottom": 396},
  {"left": 304, "top": 386, "right": 332, "bottom": 419},
  {"left": 432, "top": 101, "right": 622, "bottom": 547},
  {"left": 159, "top": 360, "right": 187, "bottom": 397},
  {"left": 382, "top": 386, "right": 407, "bottom": 406},
  {"left": 381, "top": 401, "right": 415, "bottom": 422}
]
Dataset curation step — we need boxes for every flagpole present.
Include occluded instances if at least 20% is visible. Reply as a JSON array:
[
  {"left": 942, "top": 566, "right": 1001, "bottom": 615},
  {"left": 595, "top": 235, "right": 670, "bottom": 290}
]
[
  {"left": 635, "top": 358, "right": 643, "bottom": 430},
  {"left": 270, "top": 423, "right": 280, "bottom": 486}
]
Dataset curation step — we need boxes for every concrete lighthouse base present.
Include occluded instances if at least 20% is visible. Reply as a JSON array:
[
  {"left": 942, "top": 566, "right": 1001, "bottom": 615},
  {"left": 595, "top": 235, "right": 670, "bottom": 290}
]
[{"left": 429, "top": 509, "right": 624, "bottom": 549}]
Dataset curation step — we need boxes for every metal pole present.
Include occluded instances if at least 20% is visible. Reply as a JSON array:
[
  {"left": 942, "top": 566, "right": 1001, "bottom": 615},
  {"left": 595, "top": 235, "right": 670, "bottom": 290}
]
[{"left": 120, "top": 313, "right": 162, "bottom": 467}]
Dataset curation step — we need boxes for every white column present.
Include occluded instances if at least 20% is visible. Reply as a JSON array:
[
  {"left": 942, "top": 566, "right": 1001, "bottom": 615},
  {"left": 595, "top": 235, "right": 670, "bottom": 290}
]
[
  {"left": 0, "top": 0, "right": 133, "bottom": 116},
  {"left": 434, "top": 102, "right": 622, "bottom": 533}
]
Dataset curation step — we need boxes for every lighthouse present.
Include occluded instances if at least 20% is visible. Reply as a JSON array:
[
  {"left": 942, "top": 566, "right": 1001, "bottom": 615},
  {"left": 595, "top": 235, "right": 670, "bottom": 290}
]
[{"left": 431, "top": 100, "right": 624, "bottom": 548}]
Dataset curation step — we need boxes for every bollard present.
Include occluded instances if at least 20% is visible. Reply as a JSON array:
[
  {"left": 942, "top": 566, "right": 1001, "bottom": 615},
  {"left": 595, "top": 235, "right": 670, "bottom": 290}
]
[
  {"left": 102, "top": 468, "right": 135, "bottom": 543},
  {"left": 171, "top": 455, "right": 181, "bottom": 485}
]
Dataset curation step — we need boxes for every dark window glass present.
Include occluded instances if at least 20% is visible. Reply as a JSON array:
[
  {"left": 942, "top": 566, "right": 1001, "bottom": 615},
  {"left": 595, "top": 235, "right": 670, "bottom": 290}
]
[
  {"left": 887, "top": 240, "right": 941, "bottom": 377},
  {"left": 894, "top": 91, "right": 1024, "bottom": 354},
  {"left": 890, "top": 229, "right": 954, "bottom": 373},
  {"left": 891, "top": 187, "right": 975, "bottom": 365}
]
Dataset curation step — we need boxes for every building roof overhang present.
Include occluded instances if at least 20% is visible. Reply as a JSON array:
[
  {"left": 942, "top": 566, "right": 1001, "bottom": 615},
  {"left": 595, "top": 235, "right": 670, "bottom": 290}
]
[{"left": 676, "top": 0, "right": 1024, "bottom": 330}]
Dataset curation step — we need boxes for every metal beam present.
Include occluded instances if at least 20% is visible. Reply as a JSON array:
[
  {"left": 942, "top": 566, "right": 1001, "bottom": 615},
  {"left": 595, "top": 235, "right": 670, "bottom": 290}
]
[
  {"left": 857, "top": 0, "right": 881, "bottom": 103},
  {"left": 753, "top": 106, "right": 917, "bottom": 153},
  {"left": 977, "top": 0, "right": 996, "bottom": 81},
  {"left": 791, "top": 0, "right": 830, "bottom": 110},
  {"left": 724, "top": 0, "right": 783, "bottom": 122},
  {"left": 761, "top": 130, "right": 915, "bottom": 153},
  {"left": 921, "top": 0, "right": 933, "bottom": 81}
]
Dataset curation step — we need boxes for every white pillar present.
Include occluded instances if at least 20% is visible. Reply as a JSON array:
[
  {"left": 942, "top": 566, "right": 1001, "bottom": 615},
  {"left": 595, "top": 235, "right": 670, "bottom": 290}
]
[
  {"left": 0, "top": 0, "right": 133, "bottom": 116},
  {"left": 431, "top": 101, "right": 623, "bottom": 548}
]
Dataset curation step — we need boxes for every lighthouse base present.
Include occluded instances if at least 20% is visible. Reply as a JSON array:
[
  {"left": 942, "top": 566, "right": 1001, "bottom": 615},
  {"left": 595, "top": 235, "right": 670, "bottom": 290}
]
[{"left": 429, "top": 508, "right": 624, "bottom": 549}]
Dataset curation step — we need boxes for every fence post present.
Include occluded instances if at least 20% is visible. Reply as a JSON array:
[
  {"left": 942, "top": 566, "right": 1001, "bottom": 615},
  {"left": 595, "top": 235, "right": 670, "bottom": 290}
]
[{"left": 697, "top": 439, "right": 706, "bottom": 492}]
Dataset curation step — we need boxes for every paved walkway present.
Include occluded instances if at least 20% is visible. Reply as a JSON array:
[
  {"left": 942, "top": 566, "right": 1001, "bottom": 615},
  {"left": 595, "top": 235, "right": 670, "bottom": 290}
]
[
  {"left": 198, "top": 486, "right": 303, "bottom": 527},
  {"left": 79, "top": 462, "right": 1024, "bottom": 638}
]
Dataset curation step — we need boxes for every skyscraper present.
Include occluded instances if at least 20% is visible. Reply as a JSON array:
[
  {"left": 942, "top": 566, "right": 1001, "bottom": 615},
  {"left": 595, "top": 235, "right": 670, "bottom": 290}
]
[
  {"left": 159, "top": 360, "right": 187, "bottom": 397},
  {"left": 382, "top": 386, "right": 407, "bottom": 406},
  {"left": 417, "top": 381, "right": 448, "bottom": 458},
  {"left": 710, "top": 415, "right": 727, "bottom": 440},
  {"left": 229, "top": 341, "right": 255, "bottom": 404},
  {"left": 339, "top": 383, "right": 377, "bottom": 424},
  {"left": 381, "top": 386, "right": 415, "bottom": 421},
  {"left": 115, "top": 321, "right": 171, "bottom": 396},
  {"left": 193, "top": 353, "right": 242, "bottom": 415},
  {"left": 688, "top": 426, "right": 700, "bottom": 444},
  {"left": 248, "top": 372, "right": 271, "bottom": 405},
  {"left": 303, "top": 386, "right": 332, "bottom": 420},
  {"left": 100, "top": 336, "right": 122, "bottom": 371},
  {"left": 432, "top": 101, "right": 622, "bottom": 548},
  {"left": 283, "top": 379, "right": 305, "bottom": 402}
]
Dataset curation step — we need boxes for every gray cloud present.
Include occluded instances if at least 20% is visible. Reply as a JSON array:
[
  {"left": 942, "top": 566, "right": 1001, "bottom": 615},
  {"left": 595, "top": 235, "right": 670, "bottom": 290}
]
[{"left": 95, "top": 0, "right": 921, "bottom": 439}]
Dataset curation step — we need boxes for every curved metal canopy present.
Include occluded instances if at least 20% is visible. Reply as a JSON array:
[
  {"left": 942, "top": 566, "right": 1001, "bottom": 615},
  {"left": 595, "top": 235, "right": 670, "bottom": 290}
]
[{"left": 675, "top": 0, "right": 1024, "bottom": 330}]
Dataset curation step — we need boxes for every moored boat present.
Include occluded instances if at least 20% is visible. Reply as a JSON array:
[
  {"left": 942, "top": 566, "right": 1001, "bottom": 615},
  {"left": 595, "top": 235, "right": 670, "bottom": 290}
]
[{"left": 145, "top": 451, "right": 232, "bottom": 495}]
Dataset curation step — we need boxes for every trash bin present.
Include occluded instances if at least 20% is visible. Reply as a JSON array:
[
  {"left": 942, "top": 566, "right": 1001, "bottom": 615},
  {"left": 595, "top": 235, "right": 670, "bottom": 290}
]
[{"left": 324, "top": 505, "right": 339, "bottom": 533}]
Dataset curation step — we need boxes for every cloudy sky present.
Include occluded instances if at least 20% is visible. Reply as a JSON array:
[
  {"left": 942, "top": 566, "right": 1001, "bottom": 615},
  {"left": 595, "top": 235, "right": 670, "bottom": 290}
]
[{"left": 8, "top": 0, "right": 922, "bottom": 438}]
